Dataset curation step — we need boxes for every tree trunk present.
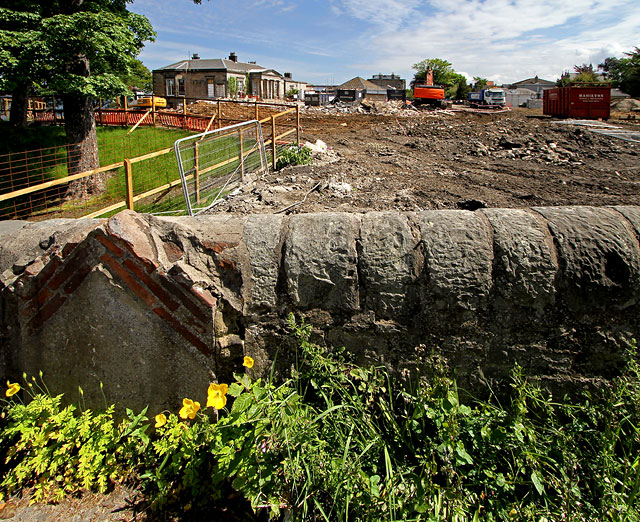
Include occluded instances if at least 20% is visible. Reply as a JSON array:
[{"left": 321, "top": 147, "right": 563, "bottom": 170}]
[
  {"left": 63, "top": 54, "right": 103, "bottom": 199},
  {"left": 10, "top": 83, "right": 30, "bottom": 128}
]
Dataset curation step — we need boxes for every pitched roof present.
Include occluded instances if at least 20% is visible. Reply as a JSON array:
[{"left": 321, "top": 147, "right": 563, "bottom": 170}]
[
  {"left": 337, "top": 76, "right": 384, "bottom": 91},
  {"left": 511, "top": 77, "right": 555, "bottom": 86},
  {"left": 155, "top": 58, "right": 265, "bottom": 74}
]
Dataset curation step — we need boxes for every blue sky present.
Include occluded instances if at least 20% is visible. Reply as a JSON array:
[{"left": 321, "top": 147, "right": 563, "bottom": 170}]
[{"left": 132, "top": 0, "right": 640, "bottom": 86}]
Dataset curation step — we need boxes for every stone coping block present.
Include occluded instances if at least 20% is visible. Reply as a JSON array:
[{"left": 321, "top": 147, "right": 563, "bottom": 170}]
[{"left": 1, "top": 207, "right": 639, "bottom": 411}]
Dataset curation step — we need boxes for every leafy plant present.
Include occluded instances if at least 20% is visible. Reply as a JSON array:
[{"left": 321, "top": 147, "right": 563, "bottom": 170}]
[
  {"left": 0, "top": 374, "right": 149, "bottom": 503},
  {"left": 276, "top": 145, "right": 312, "bottom": 169},
  {"left": 1, "top": 332, "right": 639, "bottom": 521}
]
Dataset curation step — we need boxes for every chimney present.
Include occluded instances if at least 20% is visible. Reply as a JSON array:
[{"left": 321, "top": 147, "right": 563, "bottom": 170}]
[
  {"left": 229, "top": 52, "right": 238, "bottom": 63},
  {"left": 284, "top": 72, "right": 292, "bottom": 79},
  {"left": 192, "top": 53, "right": 200, "bottom": 59}
]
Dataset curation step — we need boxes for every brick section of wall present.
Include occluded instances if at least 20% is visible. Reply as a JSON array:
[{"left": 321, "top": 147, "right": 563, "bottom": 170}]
[{"left": 16, "top": 228, "right": 216, "bottom": 356}]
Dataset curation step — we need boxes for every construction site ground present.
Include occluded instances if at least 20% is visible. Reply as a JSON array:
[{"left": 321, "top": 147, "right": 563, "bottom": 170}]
[{"left": 207, "top": 105, "right": 640, "bottom": 214}]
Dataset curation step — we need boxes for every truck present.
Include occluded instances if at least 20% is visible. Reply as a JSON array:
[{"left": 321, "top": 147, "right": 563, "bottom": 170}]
[
  {"left": 411, "top": 69, "right": 449, "bottom": 109},
  {"left": 467, "top": 88, "right": 506, "bottom": 108}
]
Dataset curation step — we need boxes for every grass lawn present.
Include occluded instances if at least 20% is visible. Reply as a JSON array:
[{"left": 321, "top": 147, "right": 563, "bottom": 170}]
[{"left": 0, "top": 123, "right": 194, "bottom": 218}]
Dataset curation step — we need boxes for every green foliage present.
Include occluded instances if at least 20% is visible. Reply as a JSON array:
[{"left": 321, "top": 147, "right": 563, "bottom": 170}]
[
  {"left": 227, "top": 76, "right": 239, "bottom": 98},
  {"left": 0, "top": 375, "right": 149, "bottom": 503},
  {"left": 599, "top": 47, "right": 640, "bottom": 96},
  {"left": 472, "top": 76, "right": 488, "bottom": 92},
  {"left": 117, "top": 58, "right": 152, "bottom": 92},
  {"left": 276, "top": 144, "right": 312, "bottom": 170},
  {"left": 0, "top": 2, "right": 155, "bottom": 98},
  {"left": 412, "top": 58, "right": 459, "bottom": 87},
  {"left": 2, "top": 333, "right": 639, "bottom": 521}
]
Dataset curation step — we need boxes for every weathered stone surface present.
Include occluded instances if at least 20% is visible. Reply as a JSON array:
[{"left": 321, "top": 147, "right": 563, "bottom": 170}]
[
  {"left": 1, "top": 207, "right": 640, "bottom": 409},
  {"left": 243, "top": 214, "right": 285, "bottom": 310},
  {"left": 481, "top": 208, "right": 557, "bottom": 310},
  {"left": 284, "top": 213, "right": 361, "bottom": 310},
  {"left": 534, "top": 206, "right": 640, "bottom": 311},
  {"left": 19, "top": 268, "right": 214, "bottom": 414},
  {"left": 0, "top": 218, "right": 102, "bottom": 286},
  {"left": 417, "top": 210, "right": 493, "bottom": 312},
  {"left": 614, "top": 206, "right": 640, "bottom": 238},
  {"left": 358, "top": 212, "right": 417, "bottom": 317}
]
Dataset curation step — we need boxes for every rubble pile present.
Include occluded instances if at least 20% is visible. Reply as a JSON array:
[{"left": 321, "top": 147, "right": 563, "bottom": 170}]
[{"left": 302, "top": 99, "right": 418, "bottom": 117}]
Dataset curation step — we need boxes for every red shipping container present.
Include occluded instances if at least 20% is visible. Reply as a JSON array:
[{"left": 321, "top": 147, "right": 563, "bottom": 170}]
[{"left": 543, "top": 86, "right": 611, "bottom": 119}]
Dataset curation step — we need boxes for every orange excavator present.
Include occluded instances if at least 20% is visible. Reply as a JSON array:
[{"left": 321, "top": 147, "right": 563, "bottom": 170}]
[{"left": 411, "top": 68, "right": 449, "bottom": 109}]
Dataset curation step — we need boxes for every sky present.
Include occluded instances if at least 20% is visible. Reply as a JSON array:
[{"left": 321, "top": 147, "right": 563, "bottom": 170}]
[{"left": 131, "top": 0, "right": 640, "bottom": 86}]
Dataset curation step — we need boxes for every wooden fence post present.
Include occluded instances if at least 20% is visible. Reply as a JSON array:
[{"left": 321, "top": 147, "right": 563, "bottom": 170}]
[
  {"left": 183, "top": 98, "right": 187, "bottom": 129},
  {"left": 124, "top": 159, "right": 134, "bottom": 211},
  {"left": 217, "top": 101, "right": 222, "bottom": 129},
  {"left": 152, "top": 94, "right": 157, "bottom": 125},
  {"left": 255, "top": 99, "right": 259, "bottom": 121},
  {"left": 98, "top": 97, "right": 103, "bottom": 127},
  {"left": 271, "top": 115, "right": 277, "bottom": 170},
  {"left": 124, "top": 95, "right": 128, "bottom": 126},
  {"left": 239, "top": 131, "right": 245, "bottom": 180},
  {"left": 296, "top": 104, "right": 300, "bottom": 146},
  {"left": 194, "top": 142, "right": 200, "bottom": 203}
]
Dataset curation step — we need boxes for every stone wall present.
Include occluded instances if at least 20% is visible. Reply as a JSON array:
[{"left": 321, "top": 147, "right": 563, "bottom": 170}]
[{"left": 1, "top": 207, "right": 639, "bottom": 412}]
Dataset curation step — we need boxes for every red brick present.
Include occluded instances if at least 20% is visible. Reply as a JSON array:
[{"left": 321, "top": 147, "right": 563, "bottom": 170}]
[
  {"left": 27, "top": 293, "right": 67, "bottom": 332},
  {"left": 108, "top": 236, "right": 157, "bottom": 273},
  {"left": 63, "top": 263, "right": 92, "bottom": 295},
  {"left": 34, "top": 285, "right": 53, "bottom": 307},
  {"left": 184, "top": 316, "right": 206, "bottom": 334},
  {"left": 153, "top": 307, "right": 211, "bottom": 356},
  {"left": 160, "top": 279, "right": 209, "bottom": 324},
  {"left": 163, "top": 241, "right": 183, "bottom": 262},
  {"left": 190, "top": 286, "right": 217, "bottom": 309},
  {"left": 99, "top": 253, "right": 157, "bottom": 308},
  {"left": 62, "top": 242, "right": 79, "bottom": 258},
  {"left": 37, "top": 256, "right": 62, "bottom": 288},
  {"left": 95, "top": 234, "right": 124, "bottom": 257},
  {"left": 123, "top": 258, "right": 179, "bottom": 311},
  {"left": 47, "top": 248, "right": 89, "bottom": 291},
  {"left": 201, "top": 240, "right": 238, "bottom": 254}
]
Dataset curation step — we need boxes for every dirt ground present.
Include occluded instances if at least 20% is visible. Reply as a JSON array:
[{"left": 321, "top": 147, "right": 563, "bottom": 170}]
[{"left": 207, "top": 106, "right": 640, "bottom": 214}]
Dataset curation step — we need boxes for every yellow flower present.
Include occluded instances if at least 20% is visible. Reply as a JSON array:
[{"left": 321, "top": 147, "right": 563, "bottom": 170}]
[
  {"left": 155, "top": 413, "right": 167, "bottom": 428},
  {"left": 5, "top": 382, "right": 20, "bottom": 397},
  {"left": 207, "top": 383, "right": 228, "bottom": 410},
  {"left": 179, "top": 398, "right": 200, "bottom": 420},
  {"left": 243, "top": 356, "right": 254, "bottom": 369}
]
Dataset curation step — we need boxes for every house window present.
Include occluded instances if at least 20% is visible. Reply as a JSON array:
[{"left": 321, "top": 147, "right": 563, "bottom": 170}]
[
  {"left": 177, "top": 77, "right": 185, "bottom": 96},
  {"left": 238, "top": 79, "right": 244, "bottom": 92},
  {"left": 207, "top": 80, "right": 215, "bottom": 98},
  {"left": 165, "top": 78, "right": 175, "bottom": 96}
]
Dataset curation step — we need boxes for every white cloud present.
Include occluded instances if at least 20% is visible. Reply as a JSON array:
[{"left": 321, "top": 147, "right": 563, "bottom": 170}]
[{"left": 350, "top": 0, "right": 640, "bottom": 83}]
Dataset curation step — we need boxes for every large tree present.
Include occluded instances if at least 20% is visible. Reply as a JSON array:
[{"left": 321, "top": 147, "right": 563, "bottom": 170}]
[
  {"left": 412, "top": 58, "right": 460, "bottom": 87},
  {"left": 599, "top": 48, "right": 640, "bottom": 97},
  {"left": 0, "top": 1, "right": 155, "bottom": 195}
]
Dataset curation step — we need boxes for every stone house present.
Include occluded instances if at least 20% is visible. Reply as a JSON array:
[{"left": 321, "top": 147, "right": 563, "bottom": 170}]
[{"left": 153, "top": 52, "right": 304, "bottom": 106}]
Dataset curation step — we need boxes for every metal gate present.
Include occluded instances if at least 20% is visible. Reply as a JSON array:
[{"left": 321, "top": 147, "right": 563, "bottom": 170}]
[{"left": 174, "top": 120, "right": 267, "bottom": 215}]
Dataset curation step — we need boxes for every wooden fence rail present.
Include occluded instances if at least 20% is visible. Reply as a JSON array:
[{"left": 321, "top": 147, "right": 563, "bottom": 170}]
[{"left": 1, "top": 101, "right": 301, "bottom": 221}]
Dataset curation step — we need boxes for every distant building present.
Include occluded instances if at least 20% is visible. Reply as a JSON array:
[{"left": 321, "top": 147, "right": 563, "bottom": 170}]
[
  {"left": 509, "top": 76, "right": 556, "bottom": 98},
  {"left": 336, "top": 77, "right": 387, "bottom": 102},
  {"left": 368, "top": 73, "right": 406, "bottom": 91},
  {"left": 152, "top": 52, "right": 306, "bottom": 106},
  {"left": 505, "top": 88, "right": 537, "bottom": 107}
]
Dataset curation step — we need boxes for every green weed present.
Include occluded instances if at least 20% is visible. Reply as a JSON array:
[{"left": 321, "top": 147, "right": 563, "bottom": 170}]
[{"left": 1, "top": 329, "right": 639, "bottom": 521}]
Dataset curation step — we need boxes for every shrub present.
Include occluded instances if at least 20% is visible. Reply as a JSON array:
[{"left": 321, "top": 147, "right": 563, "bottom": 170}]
[{"left": 276, "top": 145, "right": 312, "bottom": 170}]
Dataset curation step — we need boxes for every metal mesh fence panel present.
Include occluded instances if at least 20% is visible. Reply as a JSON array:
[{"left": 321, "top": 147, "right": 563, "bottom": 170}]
[{"left": 174, "top": 120, "right": 267, "bottom": 215}]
